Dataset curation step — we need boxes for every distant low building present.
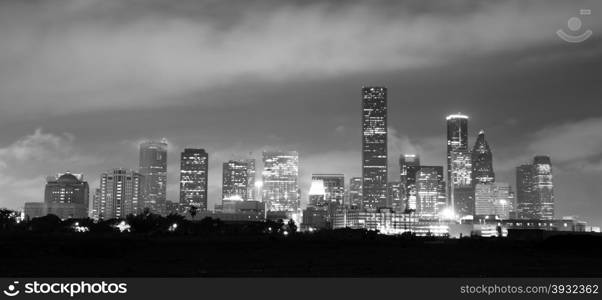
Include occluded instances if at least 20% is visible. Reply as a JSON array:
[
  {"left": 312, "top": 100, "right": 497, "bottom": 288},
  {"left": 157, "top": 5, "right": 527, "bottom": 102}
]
[{"left": 25, "top": 172, "right": 90, "bottom": 220}]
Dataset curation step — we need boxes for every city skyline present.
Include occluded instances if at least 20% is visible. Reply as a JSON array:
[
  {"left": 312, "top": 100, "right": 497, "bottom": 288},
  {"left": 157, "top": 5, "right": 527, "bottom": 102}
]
[{"left": 0, "top": 0, "right": 601, "bottom": 226}]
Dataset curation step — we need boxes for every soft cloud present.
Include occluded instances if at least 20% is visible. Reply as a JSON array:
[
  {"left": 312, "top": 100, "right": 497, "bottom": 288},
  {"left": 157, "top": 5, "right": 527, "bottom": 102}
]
[{"left": 1, "top": 0, "right": 600, "bottom": 120}]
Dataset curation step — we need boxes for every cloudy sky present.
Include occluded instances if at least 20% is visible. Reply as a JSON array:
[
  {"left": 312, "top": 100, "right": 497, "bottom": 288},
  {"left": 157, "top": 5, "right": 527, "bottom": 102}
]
[{"left": 0, "top": 0, "right": 601, "bottom": 224}]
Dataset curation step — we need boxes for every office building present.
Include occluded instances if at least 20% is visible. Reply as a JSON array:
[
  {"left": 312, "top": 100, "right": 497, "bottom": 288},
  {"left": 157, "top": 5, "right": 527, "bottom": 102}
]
[
  {"left": 99, "top": 168, "right": 142, "bottom": 219},
  {"left": 262, "top": 151, "right": 300, "bottom": 212},
  {"left": 139, "top": 139, "right": 168, "bottom": 214},
  {"left": 348, "top": 177, "right": 363, "bottom": 209},
  {"left": 415, "top": 166, "right": 445, "bottom": 216},
  {"left": 386, "top": 181, "right": 403, "bottom": 212},
  {"left": 516, "top": 156, "right": 554, "bottom": 220},
  {"left": 37, "top": 172, "right": 90, "bottom": 219},
  {"left": 222, "top": 160, "right": 250, "bottom": 202},
  {"left": 362, "top": 86, "right": 388, "bottom": 210},
  {"left": 180, "top": 148, "right": 209, "bottom": 211},
  {"left": 471, "top": 130, "right": 495, "bottom": 184},
  {"left": 400, "top": 154, "right": 420, "bottom": 210},
  {"left": 312, "top": 174, "right": 344, "bottom": 207},
  {"left": 446, "top": 113, "right": 473, "bottom": 217}
]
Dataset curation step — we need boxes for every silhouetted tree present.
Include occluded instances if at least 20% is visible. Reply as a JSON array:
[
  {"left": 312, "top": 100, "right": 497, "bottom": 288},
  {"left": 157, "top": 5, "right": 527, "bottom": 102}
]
[
  {"left": 287, "top": 219, "right": 297, "bottom": 234},
  {"left": 0, "top": 208, "right": 18, "bottom": 230},
  {"left": 189, "top": 205, "right": 198, "bottom": 220},
  {"left": 29, "top": 214, "right": 62, "bottom": 232}
]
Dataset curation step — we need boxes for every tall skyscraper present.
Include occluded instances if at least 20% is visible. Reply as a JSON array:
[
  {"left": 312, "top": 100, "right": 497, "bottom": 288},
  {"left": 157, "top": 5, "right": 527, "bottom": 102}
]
[
  {"left": 91, "top": 188, "right": 101, "bottom": 220},
  {"left": 222, "top": 160, "right": 249, "bottom": 201},
  {"left": 474, "top": 182, "right": 511, "bottom": 217},
  {"left": 348, "top": 177, "right": 363, "bottom": 209},
  {"left": 446, "top": 113, "right": 473, "bottom": 217},
  {"left": 180, "top": 148, "right": 209, "bottom": 210},
  {"left": 415, "top": 166, "right": 445, "bottom": 216},
  {"left": 139, "top": 139, "right": 168, "bottom": 214},
  {"left": 516, "top": 156, "right": 554, "bottom": 220},
  {"left": 400, "top": 154, "right": 420, "bottom": 210},
  {"left": 262, "top": 151, "right": 300, "bottom": 212},
  {"left": 471, "top": 130, "right": 495, "bottom": 184},
  {"left": 516, "top": 164, "right": 535, "bottom": 219},
  {"left": 311, "top": 174, "right": 345, "bottom": 208},
  {"left": 99, "top": 168, "right": 142, "bottom": 219},
  {"left": 533, "top": 156, "right": 554, "bottom": 220},
  {"left": 44, "top": 172, "right": 89, "bottom": 219},
  {"left": 386, "top": 181, "right": 403, "bottom": 212},
  {"left": 245, "top": 159, "right": 257, "bottom": 202},
  {"left": 361, "top": 86, "right": 388, "bottom": 211}
]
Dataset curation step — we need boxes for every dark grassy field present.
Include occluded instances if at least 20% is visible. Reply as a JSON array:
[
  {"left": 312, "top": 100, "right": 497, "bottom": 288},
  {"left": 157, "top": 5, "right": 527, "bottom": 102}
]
[{"left": 1, "top": 233, "right": 601, "bottom": 277}]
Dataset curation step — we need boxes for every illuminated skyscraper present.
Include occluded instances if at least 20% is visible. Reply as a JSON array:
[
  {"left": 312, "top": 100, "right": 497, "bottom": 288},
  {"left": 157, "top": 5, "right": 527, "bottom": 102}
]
[
  {"left": 533, "top": 156, "right": 554, "bottom": 220},
  {"left": 475, "top": 182, "right": 512, "bottom": 217},
  {"left": 180, "top": 148, "right": 209, "bottom": 210},
  {"left": 516, "top": 156, "right": 554, "bottom": 220},
  {"left": 311, "top": 174, "right": 345, "bottom": 208},
  {"left": 415, "top": 166, "right": 445, "bottom": 216},
  {"left": 362, "top": 86, "right": 388, "bottom": 210},
  {"left": 386, "top": 181, "right": 403, "bottom": 212},
  {"left": 400, "top": 154, "right": 420, "bottom": 210},
  {"left": 222, "top": 160, "right": 249, "bottom": 202},
  {"left": 245, "top": 159, "right": 257, "bottom": 202},
  {"left": 262, "top": 151, "right": 300, "bottom": 212},
  {"left": 516, "top": 164, "right": 535, "bottom": 219},
  {"left": 44, "top": 172, "right": 90, "bottom": 219},
  {"left": 348, "top": 177, "right": 363, "bottom": 209},
  {"left": 139, "top": 139, "right": 167, "bottom": 214},
  {"left": 99, "top": 168, "right": 142, "bottom": 219},
  {"left": 471, "top": 130, "right": 495, "bottom": 184},
  {"left": 446, "top": 113, "right": 473, "bottom": 217}
]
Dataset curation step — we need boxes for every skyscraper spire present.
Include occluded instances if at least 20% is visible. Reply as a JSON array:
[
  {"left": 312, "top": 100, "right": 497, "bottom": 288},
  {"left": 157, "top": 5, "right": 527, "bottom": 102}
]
[{"left": 471, "top": 130, "right": 495, "bottom": 184}]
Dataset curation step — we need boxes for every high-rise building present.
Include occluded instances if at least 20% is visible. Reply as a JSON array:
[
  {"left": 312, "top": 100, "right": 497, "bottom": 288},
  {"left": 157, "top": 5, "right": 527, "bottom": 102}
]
[
  {"left": 400, "top": 154, "right": 420, "bottom": 210},
  {"left": 446, "top": 113, "right": 473, "bottom": 217},
  {"left": 308, "top": 179, "right": 327, "bottom": 208},
  {"left": 311, "top": 174, "right": 345, "bottom": 208},
  {"left": 362, "top": 86, "right": 388, "bottom": 210},
  {"left": 91, "top": 188, "right": 101, "bottom": 220},
  {"left": 471, "top": 130, "right": 495, "bottom": 184},
  {"left": 262, "top": 151, "right": 300, "bottom": 212},
  {"left": 44, "top": 172, "right": 89, "bottom": 219},
  {"left": 245, "top": 159, "right": 257, "bottom": 202},
  {"left": 386, "top": 181, "right": 403, "bottom": 212},
  {"left": 516, "top": 156, "right": 554, "bottom": 220},
  {"left": 533, "top": 156, "right": 554, "bottom": 220},
  {"left": 99, "top": 168, "right": 142, "bottom": 219},
  {"left": 475, "top": 182, "right": 513, "bottom": 218},
  {"left": 348, "top": 177, "right": 363, "bottom": 209},
  {"left": 516, "top": 164, "right": 535, "bottom": 219},
  {"left": 415, "top": 166, "right": 445, "bottom": 216},
  {"left": 139, "top": 139, "right": 168, "bottom": 214},
  {"left": 222, "top": 160, "right": 249, "bottom": 202},
  {"left": 180, "top": 148, "right": 209, "bottom": 211}
]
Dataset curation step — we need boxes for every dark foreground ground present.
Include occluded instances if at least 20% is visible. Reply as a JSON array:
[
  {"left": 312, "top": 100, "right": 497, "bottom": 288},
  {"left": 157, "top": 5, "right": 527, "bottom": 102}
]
[{"left": 1, "top": 233, "right": 601, "bottom": 277}]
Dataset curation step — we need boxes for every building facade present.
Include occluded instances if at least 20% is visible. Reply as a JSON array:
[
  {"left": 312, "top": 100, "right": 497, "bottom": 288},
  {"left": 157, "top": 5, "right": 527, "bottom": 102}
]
[
  {"left": 180, "top": 148, "right": 209, "bottom": 211},
  {"left": 348, "top": 177, "right": 363, "bottom": 209},
  {"left": 361, "top": 86, "right": 388, "bottom": 210},
  {"left": 99, "top": 168, "right": 142, "bottom": 219},
  {"left": 516, "top": 156, "right": 554, "bottom": 220},
  {"left": 446, "top": 114, "right": 473, "bottom": 217},
  {"left": 222, "top": 160, "right": 250, "bottom": 202},
  {"left": 471, "top": 130, "right": 495, "bottom": 184},
  {"left": 139, "top": 140, "right": 168, "bottom": 214},
  {"left": 400, "top": 154, "right": 420, "bottom": 210},
  {"left": 262, "top": 151, "right": 300, "bottom": 212},
  {"left": 415, "top": 166, "right": 446, "bottom": 217},
  {"left": 43, "top": 172, "right": 89, "bottom": 219}
]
